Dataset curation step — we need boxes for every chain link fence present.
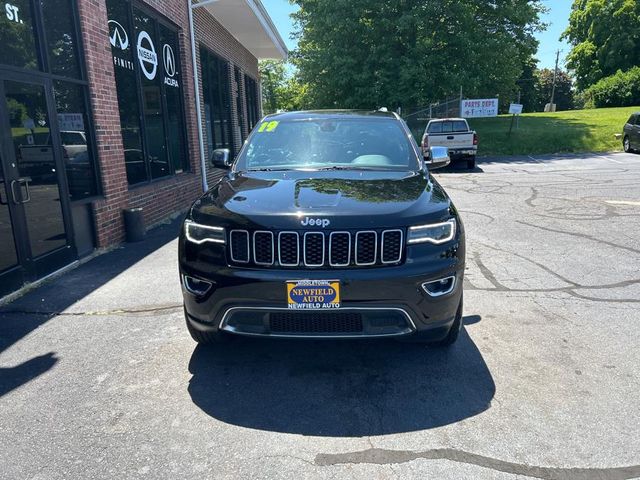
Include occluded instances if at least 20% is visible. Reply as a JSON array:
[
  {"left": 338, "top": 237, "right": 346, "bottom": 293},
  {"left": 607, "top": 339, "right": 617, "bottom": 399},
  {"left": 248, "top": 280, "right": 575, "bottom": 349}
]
[{"left": 401, "top": 97, "right": 462, "bottom": 141}]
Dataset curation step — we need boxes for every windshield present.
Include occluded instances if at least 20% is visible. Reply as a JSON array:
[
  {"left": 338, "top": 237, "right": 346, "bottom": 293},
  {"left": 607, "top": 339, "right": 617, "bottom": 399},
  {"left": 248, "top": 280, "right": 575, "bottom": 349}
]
[{"left": 237, "top": 118, "right": 418, "bottom": 171}]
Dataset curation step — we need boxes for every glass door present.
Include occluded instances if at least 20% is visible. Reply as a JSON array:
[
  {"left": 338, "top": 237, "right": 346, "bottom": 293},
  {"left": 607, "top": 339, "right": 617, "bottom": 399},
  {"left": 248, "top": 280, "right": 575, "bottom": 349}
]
[
  {"left": 0, "top": 74, "right": 76, "bottom": 296},
  {"left": 0, "top": 149, "right": 24, "bottom": 296}
]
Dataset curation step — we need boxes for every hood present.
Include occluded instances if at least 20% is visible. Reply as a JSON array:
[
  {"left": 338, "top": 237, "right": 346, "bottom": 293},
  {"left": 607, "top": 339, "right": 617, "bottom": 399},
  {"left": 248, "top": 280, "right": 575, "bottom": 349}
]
[{"left": 191, "top": 170, "right": 453, "bottom": 230}]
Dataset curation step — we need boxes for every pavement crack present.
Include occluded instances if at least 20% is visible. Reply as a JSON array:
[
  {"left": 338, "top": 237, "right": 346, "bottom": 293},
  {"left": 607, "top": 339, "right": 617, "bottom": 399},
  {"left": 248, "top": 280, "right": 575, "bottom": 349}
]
[
  {"left": 525, "top": 187, "right": 539, "bottom": 207},
  {"left": 477, "top": 242, "right": 581, "bottom": 288},
  {"left": 467, "top": 246, "right": 640, "bottom": 302},
  {"left": 516, "top": 220, "right": 640, "bottom": 255},
  {"left": 314, "top": 447, "right": 640, "bottom": 480},
  {"left": 260, "top": 454, "right": 316, "bottom": 467},
  {"left": 458, "top": 210, "right": 496, "bottom": 224},
  {"left": 1, "top": 303, "right": 183, "bottom": 318},
  {"left": 472, "top": 252, "right": 509, "bottom": 290}
]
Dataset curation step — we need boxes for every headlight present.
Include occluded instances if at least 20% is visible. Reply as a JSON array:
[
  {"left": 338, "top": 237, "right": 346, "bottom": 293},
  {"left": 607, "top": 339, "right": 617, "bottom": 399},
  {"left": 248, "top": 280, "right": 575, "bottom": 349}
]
[
  {"left": 407, "top": 219, "right": 456, "bottom": 245},
  {"left": 184, "top": 219, "right": 226, "bottom": 244}
]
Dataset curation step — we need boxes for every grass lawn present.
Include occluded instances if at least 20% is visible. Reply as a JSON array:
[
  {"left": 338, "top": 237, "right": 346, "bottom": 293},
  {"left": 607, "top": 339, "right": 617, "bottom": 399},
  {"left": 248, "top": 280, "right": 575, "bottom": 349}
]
[{"left": 466, "top": 106, "right": 639, "bottom": 157}]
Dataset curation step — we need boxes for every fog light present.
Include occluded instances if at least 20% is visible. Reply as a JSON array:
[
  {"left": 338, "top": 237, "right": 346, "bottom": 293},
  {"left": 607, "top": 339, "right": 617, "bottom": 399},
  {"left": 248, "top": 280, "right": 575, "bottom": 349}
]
[
  {"left": 182, "top": 275, "right": 214, "bottom": 296},
  {"left": 421, "top": 276, "right": 456, "bottom": 297}
]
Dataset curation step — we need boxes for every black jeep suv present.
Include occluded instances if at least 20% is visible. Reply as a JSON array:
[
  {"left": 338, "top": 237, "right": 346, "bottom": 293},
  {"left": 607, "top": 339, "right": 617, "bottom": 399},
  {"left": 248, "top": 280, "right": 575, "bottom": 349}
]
[{"left": 179, "top": 110, "right": 465, "bottom": 345}]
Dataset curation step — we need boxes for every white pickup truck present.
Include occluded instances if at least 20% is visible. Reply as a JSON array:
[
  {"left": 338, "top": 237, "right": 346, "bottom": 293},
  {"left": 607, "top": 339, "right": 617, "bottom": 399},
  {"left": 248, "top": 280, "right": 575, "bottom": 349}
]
[{"left": 421, "top": 118, "right": 478, "bottom": 169}]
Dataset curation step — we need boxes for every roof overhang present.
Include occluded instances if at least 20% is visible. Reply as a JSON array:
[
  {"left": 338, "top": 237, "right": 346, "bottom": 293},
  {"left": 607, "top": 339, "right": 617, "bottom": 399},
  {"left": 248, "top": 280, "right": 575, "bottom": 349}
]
[{"left": 194, "top": 0, "right": 288, "bottom": 60}]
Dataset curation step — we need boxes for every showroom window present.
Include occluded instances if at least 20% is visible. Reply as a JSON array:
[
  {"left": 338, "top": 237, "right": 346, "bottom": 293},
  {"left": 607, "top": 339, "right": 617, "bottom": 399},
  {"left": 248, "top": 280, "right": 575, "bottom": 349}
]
[
  {"left": 41, "top": 0, "right": 82, "bottom": 78},
  {"left": 0, "top": 0, "right": 39, "bottom": 69},
  {"left": 234, "top": 66, "right": 246, "bottom": 141},
  {"left": 244, "top": 75, "right": 260, "bottom": 132},
  {"left": 107, "top": 0, "right": 189, "bottom": 186},
  {"left": 0, "top": 0, "right": 100, "bottom": 201},
  {"left": 200, "top": 47, "right": 234, "bottom": 157},
  {"left": 53, "top": 81, "right": 99, "bottom": 199}
]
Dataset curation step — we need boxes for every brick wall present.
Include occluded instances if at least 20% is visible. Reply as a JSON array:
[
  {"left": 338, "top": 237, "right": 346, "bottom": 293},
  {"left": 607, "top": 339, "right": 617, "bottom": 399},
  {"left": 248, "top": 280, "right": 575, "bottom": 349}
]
[{"left": 76, "top": 0, "right": 259, "bottom": 248}]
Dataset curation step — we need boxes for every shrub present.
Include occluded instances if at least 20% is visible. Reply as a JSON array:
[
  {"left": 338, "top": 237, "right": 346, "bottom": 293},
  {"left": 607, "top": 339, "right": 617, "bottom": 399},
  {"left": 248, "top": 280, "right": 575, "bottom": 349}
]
[{"left": 582, "top": 67, "right": 640, "bottom": 108}]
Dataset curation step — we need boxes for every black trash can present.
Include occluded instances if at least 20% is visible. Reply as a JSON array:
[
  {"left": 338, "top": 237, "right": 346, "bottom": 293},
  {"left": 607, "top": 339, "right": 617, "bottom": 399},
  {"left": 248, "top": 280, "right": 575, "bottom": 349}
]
[{"left": 123, "top": 207, "right": 145, "bottom": 243}]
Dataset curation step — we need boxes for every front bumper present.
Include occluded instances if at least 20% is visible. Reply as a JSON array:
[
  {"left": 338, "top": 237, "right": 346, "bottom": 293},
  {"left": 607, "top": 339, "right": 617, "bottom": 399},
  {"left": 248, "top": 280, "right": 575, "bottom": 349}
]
[{"left": 181, "top": 254, "right": 464, "bottom": 340}]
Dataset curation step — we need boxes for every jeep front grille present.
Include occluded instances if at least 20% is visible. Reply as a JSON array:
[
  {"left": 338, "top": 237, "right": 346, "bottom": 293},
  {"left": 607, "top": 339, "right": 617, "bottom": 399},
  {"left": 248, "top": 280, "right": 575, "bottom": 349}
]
[
  {"left": 229, "top": 229, "right": 405, "bottom": 268},
  {"left": 270, "top": 312, "right": 364, "bottom": 334}
]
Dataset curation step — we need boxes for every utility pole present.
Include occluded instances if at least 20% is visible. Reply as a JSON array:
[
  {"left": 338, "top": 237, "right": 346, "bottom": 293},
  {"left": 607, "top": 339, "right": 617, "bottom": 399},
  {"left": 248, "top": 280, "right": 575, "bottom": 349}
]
[
  {"left": 516, "top": 89, "right": 521, "bottom": 129},
  {"left": 549, "top": 49, "right": 560, "bottom": 110}
]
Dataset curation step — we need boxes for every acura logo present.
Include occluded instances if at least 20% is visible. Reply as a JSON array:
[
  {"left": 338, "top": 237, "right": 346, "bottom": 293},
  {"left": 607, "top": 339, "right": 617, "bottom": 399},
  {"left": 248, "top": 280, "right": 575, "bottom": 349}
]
[
  {"left": 163, "top": 44, "right": 176, "bottom": 78},
  {"left": 108, "top": 20, "right": 129, "bottom": 51}
]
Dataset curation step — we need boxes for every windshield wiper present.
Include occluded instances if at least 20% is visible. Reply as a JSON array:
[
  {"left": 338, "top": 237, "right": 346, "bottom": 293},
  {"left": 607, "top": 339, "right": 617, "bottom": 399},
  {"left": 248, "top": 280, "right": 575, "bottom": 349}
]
[
  {"left": 315, "top": 165, "right": 377, "bottom": 171},
  {"left": 247, "top": 167, "right": 291, "bottom": 172}
]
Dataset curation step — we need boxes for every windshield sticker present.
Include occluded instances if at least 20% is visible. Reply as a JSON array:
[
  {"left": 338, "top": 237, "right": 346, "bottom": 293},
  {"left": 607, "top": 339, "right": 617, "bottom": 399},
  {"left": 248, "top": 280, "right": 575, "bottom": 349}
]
[{"left": 257, "top": 121, "right": 279, "bottom": 133}]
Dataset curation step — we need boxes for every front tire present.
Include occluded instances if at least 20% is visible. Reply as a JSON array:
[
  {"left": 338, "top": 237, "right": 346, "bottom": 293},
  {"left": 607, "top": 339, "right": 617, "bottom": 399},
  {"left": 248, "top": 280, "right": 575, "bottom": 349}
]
[
  {"left": 467, "top": 156, "right": 476, "bottom": 169},
  {"left": 435, "top": 296, "right": 463, "bottom": 347},
  {"left": 398, "top": 295, "right": 463, "bottom": 346},
  {"left": 185, "top": 309, "right": 232, "bottom": 345},
  {"left": 623, "top": 136, "right": 632, "bottom": 153}
]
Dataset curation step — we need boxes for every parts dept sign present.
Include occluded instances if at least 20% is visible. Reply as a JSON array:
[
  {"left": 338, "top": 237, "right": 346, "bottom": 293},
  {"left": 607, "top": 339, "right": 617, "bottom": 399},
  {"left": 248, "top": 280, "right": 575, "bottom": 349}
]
[{"left": 461, "top": 98, "right": 499, "bottom": 118}]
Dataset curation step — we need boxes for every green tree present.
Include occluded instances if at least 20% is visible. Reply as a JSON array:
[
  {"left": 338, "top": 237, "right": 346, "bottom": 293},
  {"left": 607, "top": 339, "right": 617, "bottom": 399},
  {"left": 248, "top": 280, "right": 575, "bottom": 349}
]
[
  {"left": 563, "top": 0, "right": 640, "bottom": 90},
  {"left": 291, "top": 0, "right": 545, "bottom": 109},
  {"left": 517, "top": 58, "right": 539, "bottom": 113},
  {"left": 535, "top": 68, "right": 574, "bottom": 111},
  {"left": 259, "top": 60, "right": 307, "bottom": 113}
]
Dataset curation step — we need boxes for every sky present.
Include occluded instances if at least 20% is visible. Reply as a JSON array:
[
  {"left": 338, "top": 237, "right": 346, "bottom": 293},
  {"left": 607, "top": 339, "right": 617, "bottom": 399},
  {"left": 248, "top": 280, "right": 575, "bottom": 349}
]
[{"left": 262, "top": 0, "right": 573, "bottom": 70}]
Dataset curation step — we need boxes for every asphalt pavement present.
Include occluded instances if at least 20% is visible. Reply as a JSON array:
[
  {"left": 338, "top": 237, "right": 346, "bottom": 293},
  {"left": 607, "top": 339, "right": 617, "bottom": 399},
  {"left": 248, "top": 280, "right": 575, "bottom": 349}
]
[{"left": 1, "top": 151, "right": 639, "bottom": 479}]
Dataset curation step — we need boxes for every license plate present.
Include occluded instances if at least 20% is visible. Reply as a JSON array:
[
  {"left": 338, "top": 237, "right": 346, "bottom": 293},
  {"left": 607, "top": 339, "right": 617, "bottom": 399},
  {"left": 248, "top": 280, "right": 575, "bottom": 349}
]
[{"left": 286, "top": 280, "right": 340, "bottom": 310}]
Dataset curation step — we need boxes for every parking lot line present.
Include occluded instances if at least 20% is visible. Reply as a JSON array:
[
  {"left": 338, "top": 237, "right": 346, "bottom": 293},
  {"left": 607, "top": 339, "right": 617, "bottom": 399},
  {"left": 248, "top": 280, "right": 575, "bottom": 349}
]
[
  {"left": 597, "top": 154, "right": 623, "bottom": 164},
  {"left": 605, "top": 200, "right": 640, "bottom": 206}
]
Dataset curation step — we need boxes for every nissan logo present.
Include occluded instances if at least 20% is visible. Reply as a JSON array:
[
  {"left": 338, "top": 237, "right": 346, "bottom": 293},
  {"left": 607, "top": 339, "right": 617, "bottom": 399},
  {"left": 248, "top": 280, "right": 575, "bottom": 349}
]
[
  {"left": 136, "top": 31, "right": 158, "bottom": 80},
  {"left": 163, "top": 44, "right": 176, "bottom": 78},
  {"left": 108, "top": 19, "right": 129, "bottom": 51}
]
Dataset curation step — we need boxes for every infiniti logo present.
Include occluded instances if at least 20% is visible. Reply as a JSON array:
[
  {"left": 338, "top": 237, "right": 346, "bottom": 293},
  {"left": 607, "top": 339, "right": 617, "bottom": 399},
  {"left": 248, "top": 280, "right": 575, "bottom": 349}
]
[
  {"left": 301, "top": 217, "right": 330, "bottom": 228},
  {"left": 108, "top": 20, "right": 129, "bottom": 51}
]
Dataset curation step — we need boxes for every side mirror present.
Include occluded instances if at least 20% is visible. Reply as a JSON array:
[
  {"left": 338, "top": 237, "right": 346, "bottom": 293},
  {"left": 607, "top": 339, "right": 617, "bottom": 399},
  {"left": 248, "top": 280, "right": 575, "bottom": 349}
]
[
  {"left": 424, "top": 146, "right": 450, "bottom": 170},
  {"left": 211, "top": 148, "right": 232, "bottom": 169}
]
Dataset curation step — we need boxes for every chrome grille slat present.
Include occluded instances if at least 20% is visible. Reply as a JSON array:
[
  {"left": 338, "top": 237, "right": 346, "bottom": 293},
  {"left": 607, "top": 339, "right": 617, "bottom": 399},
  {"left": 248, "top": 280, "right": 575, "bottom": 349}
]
[
  {"left": 230, "top": 229, "right": 404, "bottom": 268},
  {"left": 229, "top": 230, "right": 250, "bottom": 263},
  {"left": 381, "top": 229, "right": 403, "bottom": 264},
  {"left": 278, "top": 231, "right": 299, "bottom": 266},
  {"left": 303, "top": 232, "right": 325, "bottom": 267},
  {"left": 329, "top": 231, "right": 351, "bottom": 267},
  {"left": 355, "top": 231, "right": 377, "bottom": 266},
  {"left": 253, "top": 231, "right": 274, "bottom": 265}
]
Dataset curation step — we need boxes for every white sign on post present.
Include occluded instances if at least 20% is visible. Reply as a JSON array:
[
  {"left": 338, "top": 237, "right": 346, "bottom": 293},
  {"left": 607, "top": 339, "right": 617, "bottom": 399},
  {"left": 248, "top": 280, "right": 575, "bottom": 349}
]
[
  {"left": 461, "top": 98, "right": 499, "bottom": 118},
  {"left": 509, "top": 103, "right": 523, "bottom": 115}
]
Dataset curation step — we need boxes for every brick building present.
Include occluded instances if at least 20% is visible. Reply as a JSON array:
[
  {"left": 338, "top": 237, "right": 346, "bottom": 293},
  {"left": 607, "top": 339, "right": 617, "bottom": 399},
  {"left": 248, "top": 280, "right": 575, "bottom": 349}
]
[{"left": 0, "top": 0, "right": 286, "bottom": 298}]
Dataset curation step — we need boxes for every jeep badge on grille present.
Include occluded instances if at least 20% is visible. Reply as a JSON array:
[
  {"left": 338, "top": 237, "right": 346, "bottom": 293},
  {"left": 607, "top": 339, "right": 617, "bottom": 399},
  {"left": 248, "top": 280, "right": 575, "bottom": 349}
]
[{"left": 301, "top": 217, "right": 330, "bottom": 228}]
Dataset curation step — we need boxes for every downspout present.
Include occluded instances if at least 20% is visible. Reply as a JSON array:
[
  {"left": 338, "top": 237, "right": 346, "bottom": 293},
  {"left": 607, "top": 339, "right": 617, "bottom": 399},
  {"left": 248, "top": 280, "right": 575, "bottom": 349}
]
[{"left": 189, "top": 0, "right": 216, "bottom": 193}]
